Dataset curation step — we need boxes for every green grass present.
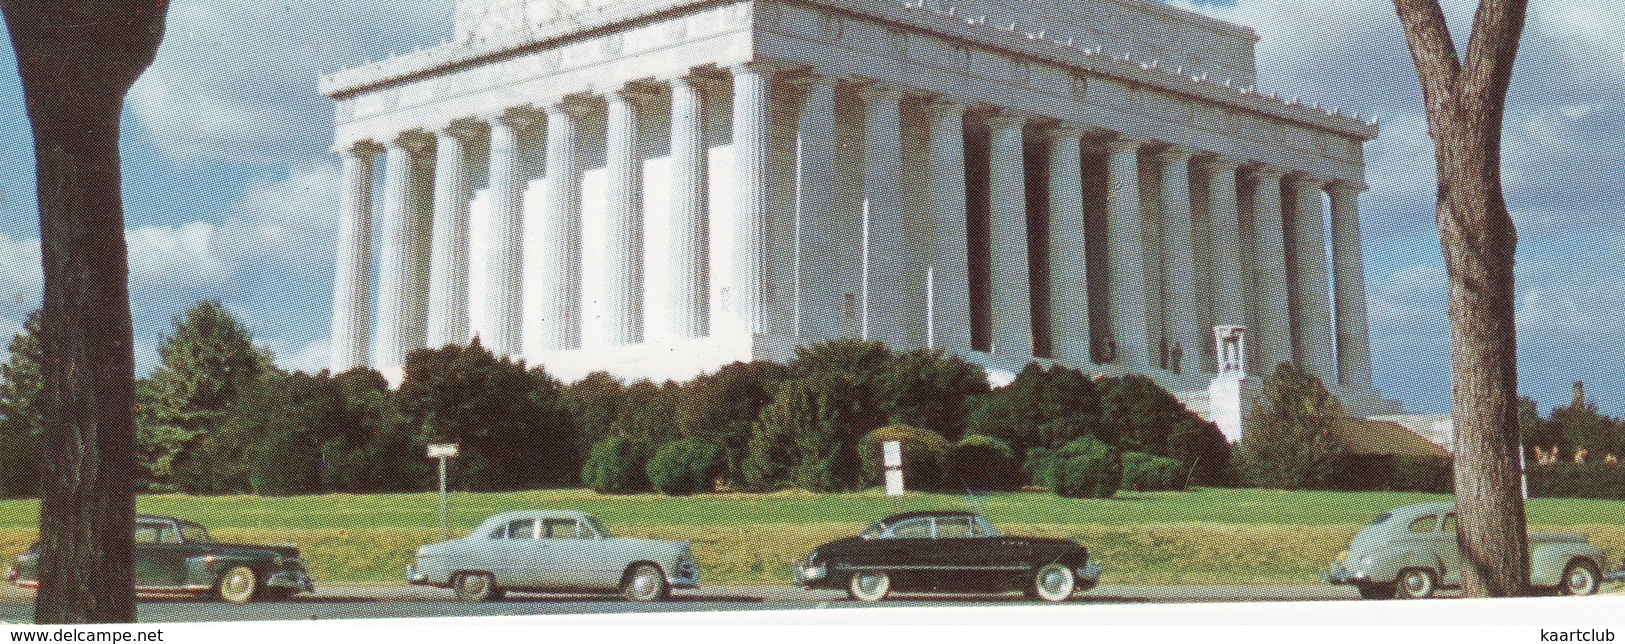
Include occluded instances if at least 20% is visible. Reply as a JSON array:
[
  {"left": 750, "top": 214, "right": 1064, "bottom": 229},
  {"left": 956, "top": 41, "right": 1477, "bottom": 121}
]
[{"left": 4, "top": 488, "right": 1624, "bottom": 586}]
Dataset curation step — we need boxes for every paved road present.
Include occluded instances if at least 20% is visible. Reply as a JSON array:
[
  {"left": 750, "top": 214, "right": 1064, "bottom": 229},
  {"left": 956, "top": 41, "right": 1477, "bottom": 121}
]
[{"left": 0, "top": 584, "right": 1365, "bottom": 623}]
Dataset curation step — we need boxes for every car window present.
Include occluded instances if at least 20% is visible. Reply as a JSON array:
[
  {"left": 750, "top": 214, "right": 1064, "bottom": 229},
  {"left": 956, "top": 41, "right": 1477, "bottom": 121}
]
[
  {"left": 135, "top": 524, "right": 164, "bottom": 545},
  {"left": 177, "top": 522, "right": 212, "bottom": 543},
  {"left": 1442, "top": 514, "right": 1456, "bottom": 534},
  {"left": 1367, "top": 512, "right": 1392, "bottom": 526},
  {"left": 935, "top": 517, "right": 979, "bottom": 538},
  {"left": 502, "top": 519, "right": 537, "bottom": 539},
  {"left": 1408, "top": 515, "right": 1438, "bottom": 533},
  {"left": 889, "top": 518, "right": 933, "bottom": 538},
  {"left": 544, "top": 519, "right": 585, "bottom": 539}
]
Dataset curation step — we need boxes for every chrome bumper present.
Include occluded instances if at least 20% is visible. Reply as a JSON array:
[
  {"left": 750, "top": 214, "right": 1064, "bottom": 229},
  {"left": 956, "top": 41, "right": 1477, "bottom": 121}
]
[
  {"left": 1605, "top": 566, "right": 1625, "bottom": 584},
  {"left": 266, "top": 569, "right": 315, "bottom": 594},
  {"left": 1075, "top": 561, "right": 1102, "bottom": 590},
  {"left": 406, "top": 564, "right": 431, "bottom": 586},
  {"left": 795, "top": 562, "right": 828, "bottom": 586},
  {"left": 1324, "top": 562, "right": 1372, "bottom": 585}
]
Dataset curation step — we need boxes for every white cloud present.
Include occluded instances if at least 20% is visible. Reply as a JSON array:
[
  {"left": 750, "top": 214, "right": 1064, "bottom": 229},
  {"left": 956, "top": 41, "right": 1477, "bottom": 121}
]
[{"left": 128, "top": 0, "right": 454, "bottom": 163}]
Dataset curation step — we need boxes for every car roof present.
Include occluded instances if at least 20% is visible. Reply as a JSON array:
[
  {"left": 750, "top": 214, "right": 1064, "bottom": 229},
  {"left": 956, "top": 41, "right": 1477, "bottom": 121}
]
[
  {"left": 474, "top": 509, "right": 597, "bottom": 530},
  {"left": 875, "top": 510, "right": 980, "bottom": 524},
  {"left": 1387, "top": 502, "right": 1456, "bottom": 519}
]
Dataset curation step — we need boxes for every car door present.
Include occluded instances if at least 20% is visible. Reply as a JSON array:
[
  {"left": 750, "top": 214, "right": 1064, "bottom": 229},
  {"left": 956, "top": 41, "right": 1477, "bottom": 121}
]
[
  {"left": 534, "top": 518, "right": 607, "bottom": 589},
  {"left": 483, "top": 518, "right": 538, "bottom": 587},
  {"left": 133, "top": 521, "right": 187, "bottom": 589},
  {"left": 927, "top": 516, "right": 994, "bottom": 591}
]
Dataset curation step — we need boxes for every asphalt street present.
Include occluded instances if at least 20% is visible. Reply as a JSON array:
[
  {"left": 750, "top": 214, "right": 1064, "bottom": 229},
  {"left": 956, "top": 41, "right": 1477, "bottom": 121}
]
[{"left": 0, "top": 584, "right": 1366, "bottom": 623}]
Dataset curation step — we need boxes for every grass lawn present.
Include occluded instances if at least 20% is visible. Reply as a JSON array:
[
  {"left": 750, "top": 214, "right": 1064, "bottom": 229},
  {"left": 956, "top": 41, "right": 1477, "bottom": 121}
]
[{"left": 3, "top": 488, "right": 1623, "bottom": 587}]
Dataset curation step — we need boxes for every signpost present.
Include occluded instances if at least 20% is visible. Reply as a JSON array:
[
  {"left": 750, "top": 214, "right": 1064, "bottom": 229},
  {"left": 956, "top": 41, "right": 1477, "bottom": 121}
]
[
  {"left": 883, "top": 440, "right": 904, "bottom": 511},
  {"left": 427, "top": 443, "right": 459, "bottom": 540}
]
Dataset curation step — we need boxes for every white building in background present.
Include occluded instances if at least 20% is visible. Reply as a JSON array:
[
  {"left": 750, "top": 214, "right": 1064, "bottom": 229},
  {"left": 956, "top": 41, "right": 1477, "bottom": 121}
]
[{"left": 322, "top": 0, "right": 1401, "bottom": 418}]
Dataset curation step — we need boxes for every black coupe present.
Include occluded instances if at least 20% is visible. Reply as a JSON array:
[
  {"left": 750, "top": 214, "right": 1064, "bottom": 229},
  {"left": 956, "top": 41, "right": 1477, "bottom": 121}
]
[{"left": 794, "top": 510, "right": 1100, "bottom": 602}]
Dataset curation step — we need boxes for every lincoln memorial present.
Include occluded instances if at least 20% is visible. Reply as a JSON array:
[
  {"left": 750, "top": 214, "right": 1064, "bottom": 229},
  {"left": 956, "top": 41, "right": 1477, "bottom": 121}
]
[{"left": 322, "top": 0, "right": 1399, "bottom": 417}]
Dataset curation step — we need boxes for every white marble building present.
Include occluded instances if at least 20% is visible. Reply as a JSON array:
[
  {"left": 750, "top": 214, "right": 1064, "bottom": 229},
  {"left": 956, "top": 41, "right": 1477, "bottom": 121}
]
[{"left": 323, "top": 0, "right": 1400, "bottom": 416}]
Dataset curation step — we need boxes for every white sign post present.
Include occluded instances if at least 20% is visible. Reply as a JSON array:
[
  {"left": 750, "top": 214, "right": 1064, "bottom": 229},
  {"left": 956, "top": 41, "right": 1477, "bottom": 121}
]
[
  {"left": 882, "top": 440, "right": 905, "bottom": 510},
  {"left": 427, "top": 444, "right": 460, "bottom": 540}
]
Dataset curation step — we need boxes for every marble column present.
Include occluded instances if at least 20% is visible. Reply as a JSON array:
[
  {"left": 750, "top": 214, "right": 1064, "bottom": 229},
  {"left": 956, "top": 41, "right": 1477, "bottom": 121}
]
[
  {"left": 925, "top": 100, "right": 971, "bottom": 353},
  {"left": 1158, "top": 147, "right": 1200, "bottom": 373},
  {"left": 1046, "top": 126, "right": 1090, "bottom": 366},
  {"left": 668, "top": 76, "right": 710, "bottom": 339},
  {"left": 539, "top": 101, "right": 586, "bottom": 351},
  {"left": 1248, "top": 166, "right": 1292, "bottom": 375},
  {"left": 1330, "top": 183, "right": 1374, "bottom": 388},
  {"left": 985, "top": 113, "right": 1031, "bottom": 357},
  {"left": 1199, "top": 157, "right": 1246, "bottom": 330},
  {"left": 731, "top": 63, "right": 773, "bottom": 335},
  {"left": 796, "top": 76, "right": 841, "bottom": 342},
  {"left": 484, "top": 113, "right": 529, "bottom": 359},
  {"left": 376, "top": 134, "right": 432, "bottom": 372},
  {"left": 330, "top": 142, "right": 379, "bottom": 373},
  {"left": 605, "top": 89, "right": 647, "bottom": 346},
  {"left": 1291, "top": 176, "right": 1336, "bottom": 384},
  {"left": 1105, "top": 139, "right": 1150, "bottom": 368},
  {"left": 859, "top": 85, "right": 907, "bottom": 348},
  {"left": 427, "top": 125, "right": 475, "bottom": 349}
]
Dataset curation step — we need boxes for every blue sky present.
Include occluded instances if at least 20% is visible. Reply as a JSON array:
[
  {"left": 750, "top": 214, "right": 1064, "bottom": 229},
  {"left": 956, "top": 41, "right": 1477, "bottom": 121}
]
[{"left": 0, "top": 0, "right": 1621, "bottom": 417}]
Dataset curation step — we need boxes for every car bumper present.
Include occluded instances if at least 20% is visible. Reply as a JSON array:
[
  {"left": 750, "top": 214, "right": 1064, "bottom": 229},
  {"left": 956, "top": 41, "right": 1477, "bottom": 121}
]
[
  {"left": 1075, "top": 561, "right": 1102, "bottom": 589},
  {"left": 795, "top": 562, "right": 829, "bottom": 587},
  {"left": 1324, "top": 562, "right": 1374, "bottom": 585},
  {"left": 1605, "top": 566, "right": 1625, "bottom": 584},
  {"left": 266, "top": 569, "right": 315, "bottom": 594}
]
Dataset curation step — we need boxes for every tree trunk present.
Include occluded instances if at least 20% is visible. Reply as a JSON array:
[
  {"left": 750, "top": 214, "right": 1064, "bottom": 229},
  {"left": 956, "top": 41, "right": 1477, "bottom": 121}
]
[
  {"left": 0, "top": 0, "right": 168, "bottom": 624},
  {"left": 1391, "top": 0, "right": 1529, "bottom": 597}
]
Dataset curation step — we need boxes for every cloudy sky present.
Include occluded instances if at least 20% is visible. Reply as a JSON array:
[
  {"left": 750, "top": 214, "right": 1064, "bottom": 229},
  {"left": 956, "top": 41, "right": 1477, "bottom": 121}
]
[{"left": 0, "top": 0, "right": 1620, "bottom": 416}]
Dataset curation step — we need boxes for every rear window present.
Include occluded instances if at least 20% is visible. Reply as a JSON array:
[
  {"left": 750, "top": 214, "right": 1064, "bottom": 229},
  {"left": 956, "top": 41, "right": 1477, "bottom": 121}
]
[{"left": 1367, "top": 512, "right": 1392, "bottom": 526}]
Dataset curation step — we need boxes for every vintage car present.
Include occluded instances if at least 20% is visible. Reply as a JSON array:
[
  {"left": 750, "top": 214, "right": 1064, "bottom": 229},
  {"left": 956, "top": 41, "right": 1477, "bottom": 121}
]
[
  {"left": 407, "top": 509, "right": 699, "bottom": 602},
  {"left": 4, "top": 514, "right": 313, "bottom": 604},
  {"left": 1326, "top": 502, "right": 1612, "bottom": 599},
  {"left": 794, "top": 510, "right": 1100, "bottom": 602}
]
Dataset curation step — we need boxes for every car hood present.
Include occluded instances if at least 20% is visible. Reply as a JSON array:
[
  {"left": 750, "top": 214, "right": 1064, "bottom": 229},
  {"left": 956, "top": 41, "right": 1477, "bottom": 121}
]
[{"left": 210, "top": 543, "right": 302, "bottom": 559}]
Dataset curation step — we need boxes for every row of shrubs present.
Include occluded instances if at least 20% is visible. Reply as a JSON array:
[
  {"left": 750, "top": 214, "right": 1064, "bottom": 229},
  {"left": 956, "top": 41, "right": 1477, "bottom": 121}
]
[
  {"left": 583, "top": 422, "right": 1190, "bottom": 498},
  {"left": 1308, "top": 457, "right": 1625, "bottom": 500}
]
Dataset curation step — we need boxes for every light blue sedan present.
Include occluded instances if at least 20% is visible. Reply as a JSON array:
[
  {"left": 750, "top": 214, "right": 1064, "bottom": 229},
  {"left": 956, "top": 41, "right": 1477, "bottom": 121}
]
[{"left": 408, "top": 510, "right": 699, "bottom": 602}]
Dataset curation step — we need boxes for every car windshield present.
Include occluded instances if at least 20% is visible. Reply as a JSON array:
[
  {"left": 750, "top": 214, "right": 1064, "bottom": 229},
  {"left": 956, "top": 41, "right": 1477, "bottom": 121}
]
[{"left": 178, "top": 522, "right": 213, "bottom": 543}]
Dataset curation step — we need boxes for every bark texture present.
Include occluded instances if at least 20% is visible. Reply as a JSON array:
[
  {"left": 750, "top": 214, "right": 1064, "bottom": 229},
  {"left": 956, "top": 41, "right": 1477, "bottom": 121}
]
[
  {"left": 0, "top": 0, "right": 168, "bottom": 624},
  {"left": 1391, "top": 0, "right": 1530, "bottom": 597}
]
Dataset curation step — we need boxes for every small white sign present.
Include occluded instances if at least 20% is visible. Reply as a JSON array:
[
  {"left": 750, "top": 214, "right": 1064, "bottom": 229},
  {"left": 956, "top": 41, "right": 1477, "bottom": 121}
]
[
  {"left": 885, "top": 469, "right": 905, "bottom": 497},
  {"left": 882, "top": 440, "right": 902, "bottom": 468},
  {"left": 427, "top": 443, "right": 460, "bottom": 458}
]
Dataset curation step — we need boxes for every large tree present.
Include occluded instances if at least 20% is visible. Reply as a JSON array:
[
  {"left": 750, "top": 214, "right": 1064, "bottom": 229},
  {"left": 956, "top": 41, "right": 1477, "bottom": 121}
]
[
  {"left": 1, "top": 0, "right": 168, "bottom": 623},
  {"left": 1391, "top": 0, "right": 1530, "bottom": 597},
  {"left": 0, "top": 311, "right": 45, "bottom": 498}
]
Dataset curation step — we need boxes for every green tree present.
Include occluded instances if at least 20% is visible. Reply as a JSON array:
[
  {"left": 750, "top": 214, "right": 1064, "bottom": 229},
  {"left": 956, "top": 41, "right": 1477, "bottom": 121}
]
[
  {"left": 966, "top": 363, "right": 1103, "bottom": 459},
  {"left": 1099, "top": 374, "right": 1230, "bottom": 485},
  {"left": 1028, "top": 436, "right": 1121, "bottom": 499},
  {"left": 1236, "top": 362, "right": 1347, "bottom": 490},
  {"left": 874, "top": 348, "right": 990, "bottom": 441},
  {"left": 562, "top": 371, "right": 624, "bottom": 451},
  {"left": 676, "top": 360, "right": 787, "bottom": 483},
  {"left": 135, "top": 301, "right": 268, "bottom": 492},
  {"left": 942, "top": 435, "right": 1021, "bottom": 492},
  {"left": 858, "top": 424, "right": 951, "bottom": 491},
  {"left": 581, "top": 434, "right": 653, "bottom": 494},
  {"left": 398, "top": 340, "right": 577, "bottom": 491},
  {"left": 645, "top": 438, "right": 723, "bottom": 496},
  {"left": 0, "top": 311, "right": 45, "bottom": 498}
]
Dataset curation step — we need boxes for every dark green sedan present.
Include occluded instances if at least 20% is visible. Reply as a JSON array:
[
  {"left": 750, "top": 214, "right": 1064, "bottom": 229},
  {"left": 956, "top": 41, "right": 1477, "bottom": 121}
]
[{"left": 5, "top": 515, "right": 314, "bottom": 604}]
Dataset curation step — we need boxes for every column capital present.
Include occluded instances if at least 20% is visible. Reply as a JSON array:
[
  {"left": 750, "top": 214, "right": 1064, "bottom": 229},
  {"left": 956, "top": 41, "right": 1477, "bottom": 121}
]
[
  {"left": 1195, "top": 155, "right": 1242, "bottom": 173},
  {"left": 1328, "top": 180, "right": 1370, "bottom": 195},
  {"left": 608, "top": 84, "right": 661, "bottom": 106},
  {"left": 856, "top": 82, "right": 904, "bottom": 103},
  {"left": 1043, "top": 124, "right": 1088, "bottom": 141},
  {"left": 984, "top": 111, "right": 1027, "bottom": 130},
  {"left": 334, "top": 140, "right": 384, "bottom": 157},
  {"left": 486, "top": 106, "right": 543, "bottom": 131},
  {"left": 1245, "top": 164, "right": 1286, "bottom": 182},
  {"left": 1104, "top": 137, "right": 1142, "bottom": 154},
  {"left": 387, "top": 130, "right": 434, "bottom": 155},
  {"left": 923, "top": 97, "right": 966, "bottom": 118},
  {"left": 543, "top": 95, "right": 595, "bottom": 118},
  {"left": 435, "top": 118, "right": 486, "bottom": 141},
  {"left": 1154, "top": 145, "right": 1196, "bottom": 163},
  {"left": 728, "top": 59, "right": 788, "bottom": 77},
  {"left": 1290, "top": 174, "right": 1327, "bottom": 190}
]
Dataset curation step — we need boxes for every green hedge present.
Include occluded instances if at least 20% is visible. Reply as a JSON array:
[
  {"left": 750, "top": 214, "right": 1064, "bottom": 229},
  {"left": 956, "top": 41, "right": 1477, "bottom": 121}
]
[
  {"left": 859, "top": 424, "right": 951, "bottom": 492},
  {"left": 1317, "top": 455, "right": 1454, "bottom": 494},
  {"left": 646, "top": 439, "right": 723, "bottom": 496},
  {"left": 581, "top": 435, "right": 653, "bottom": 494},
  {"left": 1529, "top": 464, "right": 1625, "bottom": 500},
  {"left": 1027, "top": 436, "right": 1121, "bottom": 499},
  {"left": 941, "top": 435, "right": 1021, "bottom": 492},
  {"left": 1121, "top": 451, "right": 1185, "bottom": 491}
]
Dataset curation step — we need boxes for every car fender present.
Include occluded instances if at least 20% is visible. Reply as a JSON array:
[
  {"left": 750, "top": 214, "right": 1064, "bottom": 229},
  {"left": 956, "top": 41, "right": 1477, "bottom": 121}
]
[
  {"left": 1529, "top": 543, "right": 1605, "bottom": 588},
  {"left": 1358, "top": 545, "right": 1436, "bottom": 583}
]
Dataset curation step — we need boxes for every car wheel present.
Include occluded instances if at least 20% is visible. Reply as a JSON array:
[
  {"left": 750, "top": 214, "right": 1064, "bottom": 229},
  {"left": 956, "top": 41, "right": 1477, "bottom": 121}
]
[
  {"left": 452, "top": 571, "right": 500, "bottom": 602},
  {"left": 622, "top": 563, "right": 670, "bottom": 602},
  {"left": 217, "top": 566, "right": 259, "bottom": 605},
  {"left": 1031, "top": 563, "right": 1077, "bottom": 603},
  {"left": 848, "top": 571, "right": 891, "bottom": 603},
  {"left": 1395, "top": 568, "right": 1436, "bottom": 599},
  {"left": 1560, "top": 560, "right": 1601, "bottom": 596},
  {"left": 1356, "top": 582, "right": 1396, "bottom": 600}
]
